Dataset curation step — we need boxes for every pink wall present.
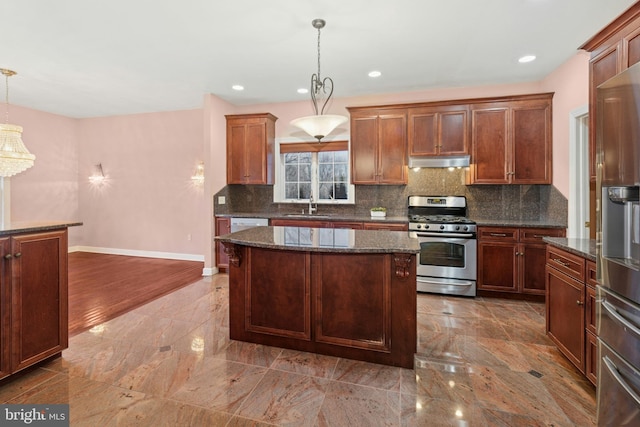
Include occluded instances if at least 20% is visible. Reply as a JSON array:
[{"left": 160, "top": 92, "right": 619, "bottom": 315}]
[
  {"left": 9, "top": 105, "right": 81, "bottom": 245},
  {"left": 541, "top": 51, "right": 591, "bottom": 197},
  {"left": 77, "top": 110, "right": 207, "bottom": 257}
]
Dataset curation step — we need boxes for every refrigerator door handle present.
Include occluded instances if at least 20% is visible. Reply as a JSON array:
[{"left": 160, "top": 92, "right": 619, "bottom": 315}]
[
  {"left": 603, "top": 355, "right": 640, "bottom": 406},
  {"left": 602, "top": 300, "right": 640, "bottom": 338},
  {"left": 633, "top": 203, "right": 640, "bottom": 245}
]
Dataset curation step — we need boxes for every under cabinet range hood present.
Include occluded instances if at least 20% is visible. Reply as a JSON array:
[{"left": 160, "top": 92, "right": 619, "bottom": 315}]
[{"left": 408, "top": 155, "right": 470, "bottom": 168}]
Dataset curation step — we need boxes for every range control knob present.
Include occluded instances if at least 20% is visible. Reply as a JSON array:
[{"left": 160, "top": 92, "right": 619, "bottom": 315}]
[
  {"left": 425, "top": 225, "right": 430, "bottom": 229},
  {"left": 455, "top": 225, "right": 460, "bottom": 230},
  {"left": 440, "top": 225, "right": 445, "bottom": 230},
  {"left": 463, "top": 226, "right": 468, "bottom": 231}
]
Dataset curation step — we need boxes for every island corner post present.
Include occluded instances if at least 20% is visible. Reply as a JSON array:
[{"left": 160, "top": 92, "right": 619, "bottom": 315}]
[{"left": 221, "top": 233, "right": 418, "bottom": 369}]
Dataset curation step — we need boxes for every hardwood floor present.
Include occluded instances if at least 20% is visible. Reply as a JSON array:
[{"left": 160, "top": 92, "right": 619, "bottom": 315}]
[{"left": 68, "top": 252, "right": 204, "bottom": 336}]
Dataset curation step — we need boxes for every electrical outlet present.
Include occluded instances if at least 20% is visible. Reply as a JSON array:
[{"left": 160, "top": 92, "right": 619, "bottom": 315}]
[
  {"left": 187, "top": 234, "right": 192, "bottom": 241},
  {"left": 218, "top": 196, "right": 226, "bottom": 205}
]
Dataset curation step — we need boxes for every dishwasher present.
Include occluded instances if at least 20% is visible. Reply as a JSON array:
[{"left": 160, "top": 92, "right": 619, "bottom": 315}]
[{"left": 230, "top": 217, "right": 269, "bottom": 233}]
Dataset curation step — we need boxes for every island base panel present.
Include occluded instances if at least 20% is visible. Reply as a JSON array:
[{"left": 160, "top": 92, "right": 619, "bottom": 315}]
[{"left": 226, "top": 244, "right": 416, "bottom": 368}]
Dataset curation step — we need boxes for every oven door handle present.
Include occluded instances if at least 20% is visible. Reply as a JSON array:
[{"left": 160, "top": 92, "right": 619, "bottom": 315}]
[{"left": 414, "top": 232, "right": 475, "bottom": 238}]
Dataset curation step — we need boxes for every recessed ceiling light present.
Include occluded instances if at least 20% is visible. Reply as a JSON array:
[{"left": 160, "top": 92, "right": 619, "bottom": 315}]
[
  {"left": 297, "top": 88, "right": 309, "bottom": 94},
  {"left": 232, "top": 85, "right": 244, "bottom": 91},
  {"left": 518, "top": 55, "right": 536, "bottom": 63},
  {"left": 368, "top": 70, "right": 382, "bottom": 78}
]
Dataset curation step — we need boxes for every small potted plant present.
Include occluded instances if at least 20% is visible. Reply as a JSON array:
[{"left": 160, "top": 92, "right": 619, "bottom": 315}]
[{"left": 370, "top": 207, "right": 387, "bottom": 218}]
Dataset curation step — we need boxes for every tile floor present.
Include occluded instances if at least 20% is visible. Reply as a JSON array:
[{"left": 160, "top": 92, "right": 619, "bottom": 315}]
[{"left": 0, "top": 275, "right": 596, "bottom": 426}]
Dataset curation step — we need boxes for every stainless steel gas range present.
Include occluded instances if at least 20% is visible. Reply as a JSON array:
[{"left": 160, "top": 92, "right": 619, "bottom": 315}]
[{"left": 408, "top": 196, "right": 477, "bottom": 297}]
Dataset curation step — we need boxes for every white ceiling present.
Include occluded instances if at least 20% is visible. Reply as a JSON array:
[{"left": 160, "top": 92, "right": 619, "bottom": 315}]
[{"left": 2, "top": 0, "right": 637, "bottom": 118}]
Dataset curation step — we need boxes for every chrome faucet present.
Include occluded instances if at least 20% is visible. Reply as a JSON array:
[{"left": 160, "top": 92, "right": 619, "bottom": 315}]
[{"left": 308, "top": 191, "right": 317, "bottom": 215}]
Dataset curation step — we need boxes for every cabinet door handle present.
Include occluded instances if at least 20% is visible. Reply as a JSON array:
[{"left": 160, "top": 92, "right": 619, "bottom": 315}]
[
  {"left": 3, "top": 253, "right": 11, "bottom": 260},
  {"left": 533, "top": 234, "right": 546, "bottom": 238},
  {"left": 490, "top": 233, "right": 507, "bottom": 237},
  {"left": 577, "top": 300, "right": 584, "bottom": 306},
  {"left": 14, "top": 252, "right": 21, "bottom": 258}
]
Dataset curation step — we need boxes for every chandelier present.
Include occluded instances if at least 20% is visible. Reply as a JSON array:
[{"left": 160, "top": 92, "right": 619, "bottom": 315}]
[
  {"left": 290, "top": 19, "right": 347, "bottom": 142},
  {"left": 0, "top": 69, "right": 35, "bottom": 177}
]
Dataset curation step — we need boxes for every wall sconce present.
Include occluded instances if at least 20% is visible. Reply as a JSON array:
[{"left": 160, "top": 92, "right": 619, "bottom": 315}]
[
  {"left": 191, "top": 161, "right": 204, "bottom": 185},
  {"left": 89, "top": 163, "right": 106, "bottom": 185}
]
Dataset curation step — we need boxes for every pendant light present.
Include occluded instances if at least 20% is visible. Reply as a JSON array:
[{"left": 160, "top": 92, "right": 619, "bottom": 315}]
[
  {"left": 0, "top": 69, "right": 35, "bottom": 177},
  {"left": 290, "top": 19, "right": 347, "bottom": 142}
]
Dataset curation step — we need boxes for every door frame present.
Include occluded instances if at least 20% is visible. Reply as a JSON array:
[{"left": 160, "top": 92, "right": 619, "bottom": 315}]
[{"left": 568, "top": 105, "right": 590, "bottom": 239}]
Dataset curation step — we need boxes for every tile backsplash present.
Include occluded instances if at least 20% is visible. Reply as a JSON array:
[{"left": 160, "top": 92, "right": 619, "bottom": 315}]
[{"left": 214, "top": 168, "right": 567, "bottom": 225}]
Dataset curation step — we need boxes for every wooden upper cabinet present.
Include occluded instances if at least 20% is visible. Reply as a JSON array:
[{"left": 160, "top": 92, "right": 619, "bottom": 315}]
[
  {"left": 348, "top": 107, "right": 407, "bottom": 185},
  {"left": 470, "top": 104, "right": 509, "bottom": 184},
  {"left": 226, "top": 113, "right": 277, "bottom": 185},
  {"left": 580, "top": 3, "right": 640, "bottom": 181},
  {"left": 511, "top": 100, "right": 552, "bottom": 184},
  {"left": 469, "top": 94, "right": 552, "bottom": 185},
  {"left": 588, "top": 46, "right": 620, "bottom": 181},
  {"left": 408, "top": 105, "right": 469, "bottom": 156},
  {"left": 625, "top": 26, "right": 640, "bottom": 67}
]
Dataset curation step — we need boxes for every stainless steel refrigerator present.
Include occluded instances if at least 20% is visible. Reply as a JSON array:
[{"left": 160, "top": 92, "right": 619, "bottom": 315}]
[{"left": 596, "top": 61, "right": 640, "bottom": 426}]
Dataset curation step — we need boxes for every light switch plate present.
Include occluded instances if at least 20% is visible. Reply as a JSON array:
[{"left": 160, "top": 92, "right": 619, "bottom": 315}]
[{"left": 218, "top": 196, "right": 226, "bottom": 205}]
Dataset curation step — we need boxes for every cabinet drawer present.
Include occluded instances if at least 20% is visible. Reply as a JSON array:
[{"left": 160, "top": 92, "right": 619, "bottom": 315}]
[
  {"left": 586, "top": 260, "right": 598, "bottom": 287},
  {"left": 363, "top": 222, "right": 408, "bottom": 231},
  {"left": 477, "top": 227, "right": 518, "bottom": 241},
  {"left": 519, "top": 227, "right": 565, "bottom": 243},
  {"left": 546, "top": 246, "right": 586, "bottom": 282}
]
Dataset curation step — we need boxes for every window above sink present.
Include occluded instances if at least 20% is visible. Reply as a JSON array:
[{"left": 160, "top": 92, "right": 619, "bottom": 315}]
[{"left": 273, "top": 138, "right": 355, "bottom": 205}]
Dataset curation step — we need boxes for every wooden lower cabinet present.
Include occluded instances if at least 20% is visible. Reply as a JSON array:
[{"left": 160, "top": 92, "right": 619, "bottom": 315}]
[
  {"left": 477, "top": 226, "right": 565, "bottom": 297},
  {"left": 0, "top": 229, "right": 68, "bottom": 380},
  {"left": 546, "top": 265, "right": 585, "bottom": 371},
  {"left": 227, "top": 245, "right": 416, "bottom": 368},
  {"left": 545, "top": 246, "right": 598, "bottom": 386}
]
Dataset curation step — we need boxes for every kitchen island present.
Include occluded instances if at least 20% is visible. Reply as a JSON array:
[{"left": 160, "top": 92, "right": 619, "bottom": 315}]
[
  {"left": 0, "top": 220, "right": 82, "bottom": 381},
  {"left": 216, "top": 226, "right": 419, "bottom": 368}
]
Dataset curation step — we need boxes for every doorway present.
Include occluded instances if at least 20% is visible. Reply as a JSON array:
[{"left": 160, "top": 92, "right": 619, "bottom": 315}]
[{"left": 568, "top": 105, "right": 590, "bottom": 239}]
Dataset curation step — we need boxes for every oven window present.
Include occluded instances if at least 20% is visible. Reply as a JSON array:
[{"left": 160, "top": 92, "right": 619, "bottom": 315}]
[{"left": 419, "top": 241, "right": 465, "bottom": 268}]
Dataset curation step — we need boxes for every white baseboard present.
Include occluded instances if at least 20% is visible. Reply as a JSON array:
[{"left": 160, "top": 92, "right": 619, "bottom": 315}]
[
  {"left": 69, "top": 245, "right": 205, "bottom": 263},
  {"left": 202, "top": 267, "right": 217, "bottom": 276}
]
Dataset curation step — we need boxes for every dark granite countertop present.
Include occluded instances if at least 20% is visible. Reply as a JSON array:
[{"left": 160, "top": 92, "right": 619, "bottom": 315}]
[
  {"left": 0, "top": 220, "right": 83, "bottom": 236},
  {"left": 215, "top": 212, "right": 566, "bottom": 228},
  {"left": 543, "top": 237, "right": 597, "bottom": 261},
  {"left": 473, "top": 219, "right": 567, "bottom": 229},
  {"left": 216, "top": 226, "right": 420, "bottom": 254},
  {"left": 215, "top": 212, "right": 409, "bottom": 223}
]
